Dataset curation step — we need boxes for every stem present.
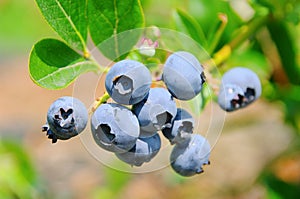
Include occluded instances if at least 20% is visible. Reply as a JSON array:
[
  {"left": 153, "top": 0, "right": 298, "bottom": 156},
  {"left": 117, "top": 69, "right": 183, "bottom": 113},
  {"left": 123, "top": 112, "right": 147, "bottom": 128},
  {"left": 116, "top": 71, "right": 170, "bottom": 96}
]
[
  {"left": 229, "top": 15, "right": 269, "bottom": 49},
  {"left": 90, "top": 92, "right": 111, "bottom": 113},
  {"left": 86, "top": 55, "right": 110, "bottom": 74},
  {"left": 207, "top": 13, "right": 269, "bottom": 69},
  {"left": 208, "top": 13, "right": 228, "bottom": 55}
]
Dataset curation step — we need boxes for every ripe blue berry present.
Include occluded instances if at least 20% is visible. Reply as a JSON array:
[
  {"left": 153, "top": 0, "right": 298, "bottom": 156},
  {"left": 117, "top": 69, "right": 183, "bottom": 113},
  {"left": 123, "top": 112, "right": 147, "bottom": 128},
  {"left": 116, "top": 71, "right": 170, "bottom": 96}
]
[
  {"left": 139, "top": 128, "right": 158, "bottom": 138},
  {"left": 91, "top": 103, "right": 140, "bottom": 153},
  {"left": 115, "top": 133, "right": 161, "bottom": 166},
  {"left": 132, "top": 88, "right": 177, "bottom": 133},
  {"left": 162, "top": 108, "right": 194, "bottom": 144},
  {"left": 162, "top": 51, "right": 206, "bottom": 100},
  {"left": 170, "top": 134, "right": 211, "bottom": 177},
  {"left": 218, "top": 67, "right": 262, "bottom": 111},
  {"left": 105, "top": 60, "right": 152, "bottom": 105},
  {"left": 42, "top": 96, "right": 88, "bottom": 143}
]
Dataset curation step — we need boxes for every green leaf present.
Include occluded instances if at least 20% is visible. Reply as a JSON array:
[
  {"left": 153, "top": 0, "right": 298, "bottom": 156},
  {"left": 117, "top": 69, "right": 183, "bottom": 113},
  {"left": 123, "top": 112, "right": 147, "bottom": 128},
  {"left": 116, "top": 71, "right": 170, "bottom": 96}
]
[
  {"left": 267, "top": 19, "right": 300, "bottom": 85},
  {"left": 188, "top": 0, "right": 242, "bottom": 49},
  {"left": 0, "top": 140, "right": 43, "bottom": 199},
  {"left": 266, "top": 188, "right": 284, "bottom": 199},
  {"left": 88, "top": 0, "right": 145, "bottom": 60},
  {"left": 226, "top": 49, "right": 272, "bottom": 80},
  {"left": 35, "top": 0, "right": 88, "bottom": 51},
  {"left": 29, "top": 39, "right": 99, "bottom": 90},
  {"left": 104, "top": 167, "right": 131, "bottom": 193},
  {"left": 285, "top": 1, "right": 300, "bottom": 25},
  {"left": 262, "top": 172, "right": 300, "bottom": 199},
  {"left": 173, "top": 9, "right": 207, "bottom": 48}
]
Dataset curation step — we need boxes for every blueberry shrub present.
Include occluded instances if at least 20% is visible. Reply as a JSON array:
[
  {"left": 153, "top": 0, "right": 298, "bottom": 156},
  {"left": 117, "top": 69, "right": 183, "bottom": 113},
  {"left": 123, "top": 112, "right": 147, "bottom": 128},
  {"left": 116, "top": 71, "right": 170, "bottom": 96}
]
[{"left": 27, "top": 0, "right": 300, "bottom": 197}]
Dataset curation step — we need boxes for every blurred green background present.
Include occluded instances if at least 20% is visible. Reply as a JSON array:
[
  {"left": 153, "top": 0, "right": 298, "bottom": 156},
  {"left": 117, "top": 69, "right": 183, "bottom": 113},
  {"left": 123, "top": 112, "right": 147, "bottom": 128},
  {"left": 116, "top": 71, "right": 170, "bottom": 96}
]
[{"left": 1, "top": 0, "right": 300, "bottom": 198}]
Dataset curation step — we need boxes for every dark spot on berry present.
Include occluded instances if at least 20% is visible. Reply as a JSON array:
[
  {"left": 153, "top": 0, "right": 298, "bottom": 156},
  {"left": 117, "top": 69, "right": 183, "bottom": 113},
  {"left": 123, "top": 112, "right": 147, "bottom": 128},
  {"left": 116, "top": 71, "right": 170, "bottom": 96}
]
[
  {"left": 200, "top": 72, "right": 206, "bottom": 83},
  {"left": 156, "top": 111, "right": 173, "bottom": 129},
  {"left": 178, "top": 121, "right": 193, "bottom": 134},
  {"left": 245, "top": 87, "right": 255, "bottom": 102},
  {"left": 100, "top": 124, "right": 115, "bottom": 142},
  {"left": 230, "top": 94, "right": 244, "bottom": 109},
  {"left": 113, "top": 75, "right": 133, "bottom": 95},
  {"left": 60, "top": 108, "right": 73, "bottom": 119}
]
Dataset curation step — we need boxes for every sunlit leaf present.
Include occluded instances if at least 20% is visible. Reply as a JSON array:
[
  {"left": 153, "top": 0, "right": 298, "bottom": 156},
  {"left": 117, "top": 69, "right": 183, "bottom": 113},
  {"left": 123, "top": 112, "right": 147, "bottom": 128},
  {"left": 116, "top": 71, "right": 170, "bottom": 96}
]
[
  {"left": 35, "top": 0, "right": 88, "bottom": 51},
  {"left": 0, "top": 140, "right": 43, "bottom": 199},
  {"left": 88, "top": 0, "right": 144, "bottom": 60},
  {"left": 188, "top": 0, "right": 242, "bottom": 49},
  {"left": 267, "top": 19, "right": 300, "bottom": 85},
  {"left": 226, "top": 49, "right": 272, "bottom": 80},
  {"left": 173, "top": 9, "right": 207, "bottom": 47},
  {"left": 29, "top": 39, "right": 99, "bottom": 89}
]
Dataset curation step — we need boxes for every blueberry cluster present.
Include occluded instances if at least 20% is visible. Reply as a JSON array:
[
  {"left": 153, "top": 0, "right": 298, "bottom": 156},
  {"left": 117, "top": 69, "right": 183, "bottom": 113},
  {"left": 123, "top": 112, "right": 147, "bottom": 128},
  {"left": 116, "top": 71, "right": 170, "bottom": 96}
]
[
  {"left": 42, "top": 51, "right": 262, "bottom": 177},
  {"left": 90, "top": 51, "right": 210, "bottom": 175}
]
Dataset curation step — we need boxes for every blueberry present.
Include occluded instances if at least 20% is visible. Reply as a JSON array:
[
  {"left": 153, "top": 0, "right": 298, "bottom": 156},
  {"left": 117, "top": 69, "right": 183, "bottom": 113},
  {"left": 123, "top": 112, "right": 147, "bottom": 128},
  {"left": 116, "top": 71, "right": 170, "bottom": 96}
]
[
  {"left": 139, "top": 128, "right": 158, "bottom": 138},
  {"left": 162, "top": 108, "right": 194, "bottom": 144},
  {"left": 42, "top": 96, "right": 88, "bottom": 143},
  {"left": 170, "top": 134, "right": 211, "bottom": 177},
  {"left": 132, "top": 88, "right": 177, "bottom": 132},
  {"left": 115, "top": 133, "right": 161, "bottom": 166},
  {"left": 162, "top": 51, "right": 206, "bottom": 100},
  {"left": 91, "top": 103, "right": 140, "bottom": 153},
  {"left": 218, "top": 67, "right": 261, "bottom": 111},
  {"left": 105, "top": 60, "right": 152, "bottom": 105}
]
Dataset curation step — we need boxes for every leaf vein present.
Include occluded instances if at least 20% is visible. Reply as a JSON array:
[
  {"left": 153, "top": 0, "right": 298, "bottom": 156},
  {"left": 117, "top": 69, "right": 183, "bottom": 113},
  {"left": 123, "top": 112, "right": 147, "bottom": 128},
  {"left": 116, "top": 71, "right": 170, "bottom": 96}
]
[
  {"left": 36, "top": 61, "right": 95, "bottom": 84},
  {"left": 113, "top": 0, "right": 120, "bottom": 57},
  {"left": 54, "top": 0, "right": 86, "bottom": 50}
]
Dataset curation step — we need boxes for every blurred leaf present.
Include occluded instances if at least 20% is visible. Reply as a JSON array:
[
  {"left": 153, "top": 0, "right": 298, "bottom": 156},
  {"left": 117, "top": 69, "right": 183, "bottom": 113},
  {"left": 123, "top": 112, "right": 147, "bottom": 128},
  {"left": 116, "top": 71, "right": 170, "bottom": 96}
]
[
  {"left": 280, "top": 85, "right": 300, "bottom": 132},
  {"left": 92, "top": 166, "right": 131, "bottom": 199},
  {"left": 173, "top": 9, "right": 207, "bottom": 48},
  {"left": 262, "top": 172, "right": 300, "bottom": 199},
  {"left": 29, "top": 39, "right": 99, "bottom": 89},
  {"left": 207, "top": 13, "right": 228, "bottom": 54},
  {"left": 253, "top": 0, "right": 278, "bottom": 11},
  {"left": 0, "top": 140, "right": 44, "bottom": 199},
  {"left": 226, "top": 49, "right": 272, "bottom": 80},
  {"left": 35, "top": 0, "right": 88, "bottom": 51},
  {"left": 265, "top": 83, "right": 300, "bottom": 132},
  {"left": 0, "top": 0, "right": 53, "bottom": 55},
  {"left": 267, "top": 19, "right": 300, "bottom": 85},
  {"left": 187, "top": 0, "right": 243, "bottom": 49},
  {"left": 91, "top": 188, "right": 115, "bottom": 199},
  {"left": 254, "top": 0, "right": 300, "bottom": 24},
  {"left": 104, "top": 167, "right": 131, "bottom": 193},
  {"left": 284, "top": 1, "right": 300, "bottom": 24},
  {"left": 88, "top": 0, "right": 144, "bottom": 60},
  {"left": 266, "top": 188, "right": 284, "bottom": 199}
]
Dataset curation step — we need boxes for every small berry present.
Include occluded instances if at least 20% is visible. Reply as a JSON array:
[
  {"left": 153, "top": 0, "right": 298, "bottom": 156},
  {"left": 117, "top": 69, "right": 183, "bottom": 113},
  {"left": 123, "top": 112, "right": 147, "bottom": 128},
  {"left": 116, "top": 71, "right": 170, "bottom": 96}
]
[
  {"left": 218, "top": 67, "right": 261, "bottom": 111},
  {"left": 43, "top": 96, "right": 88, "bottom": 143},
  {"left": 162, "top": 51, "right": 206, "bottom": 100},
  {"left": 170, "top": 134, "right": 211, "bottom": 177},
  {"left": 105, "top": 60, "right": 152, "bottom": 105},
  {"left": 91, "top": 103, "right": 140, "bottom": 153}
]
